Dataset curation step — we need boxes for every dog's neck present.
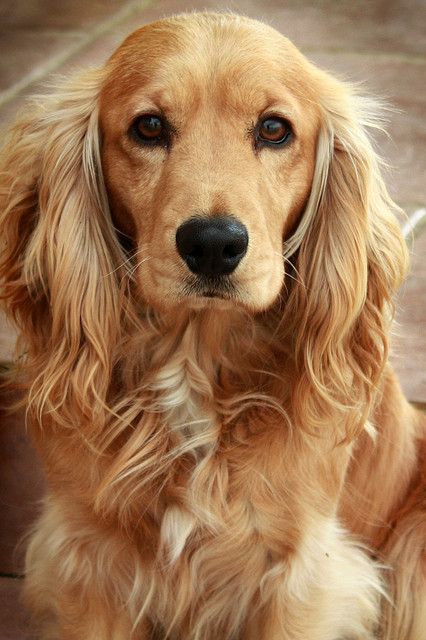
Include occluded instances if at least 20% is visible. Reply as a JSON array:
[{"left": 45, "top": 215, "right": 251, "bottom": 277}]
[
  {"left": 140, "top": 304, "right": 290, "bottom": 401},
  {"left": 136, "top": 306, "right": 292, "bottom": 457}
]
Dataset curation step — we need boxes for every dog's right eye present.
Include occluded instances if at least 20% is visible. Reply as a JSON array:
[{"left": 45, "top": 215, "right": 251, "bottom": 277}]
[
  {"left": 256, "top": 116, "right": 293, "bottom": 147},
  {"left": 130, "top": 115, "right": 167, "bottom": 146}
]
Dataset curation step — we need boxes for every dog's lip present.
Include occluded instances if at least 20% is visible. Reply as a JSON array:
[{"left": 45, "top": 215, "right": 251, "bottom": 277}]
[
  {"left": 198, "top": 289, "right": 226, "bottom": 298},
  {"left": 183, "top": 275, "right": 236, "bottom": 299}
]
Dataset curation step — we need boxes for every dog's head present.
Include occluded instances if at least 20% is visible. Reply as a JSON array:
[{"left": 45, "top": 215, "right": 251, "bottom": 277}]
[
  {"left": 100, "top": 14, "right": 321, "bottom": 312},
  {"left": 0, "top": 13, "right": 408, "bottom": 437}
]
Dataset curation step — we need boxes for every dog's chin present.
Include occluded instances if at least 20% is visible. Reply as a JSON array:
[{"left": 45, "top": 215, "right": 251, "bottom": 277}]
[
  {"left": 147, "top": 287, "right": 279, "bottom": 316},
  {"left": 145, "top": 287, "right": 243, "bottom": 314},
  {"left": 186, "top": 295, "right": 237, "bottom": 312}
]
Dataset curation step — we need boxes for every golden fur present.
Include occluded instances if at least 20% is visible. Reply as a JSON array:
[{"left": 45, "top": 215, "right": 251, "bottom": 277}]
[{"left": 0, "top": 12, "right": 425, "bottom": 640}]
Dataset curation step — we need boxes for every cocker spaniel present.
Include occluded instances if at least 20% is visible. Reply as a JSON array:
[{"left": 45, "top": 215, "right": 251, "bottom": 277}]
[{"left": 0, "top": 12, "right": 425, "bottom": 640}]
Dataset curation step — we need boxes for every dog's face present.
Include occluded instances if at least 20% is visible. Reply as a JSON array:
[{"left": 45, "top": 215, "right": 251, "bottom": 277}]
[{"left": 99, "top": 15, "right": 321, "bottom": 312}]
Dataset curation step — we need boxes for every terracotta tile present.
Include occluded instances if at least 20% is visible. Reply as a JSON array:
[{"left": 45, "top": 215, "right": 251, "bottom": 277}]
[
  {"left": 307, "top": 52, "right": 426, "bottom": 206},
  {"left": 0, "top": 27, "right": 131, "bottom": 130},
  {"left": 0, "top": 0, "right": 130, "bottom": 30},
  {"left": 0, "top": 391, "right": 45, "bottom": 575},
  {"left": 0, "top": 577, "right": 31, "bottom": 640},
  {"left": 272, "top": 0, "right": 426, "bottom": 59},
  {"left": 392, "top": 230, "right": 426, "bottom": 403},
  {"left": 0, "top": 30, "right": 84, "bottom": 95},
  {"left": 0, "top": 315, "right": 16, "bottom": 363},
  {"left": 0, "top": 1, "right": 156, "bottom": 106}
]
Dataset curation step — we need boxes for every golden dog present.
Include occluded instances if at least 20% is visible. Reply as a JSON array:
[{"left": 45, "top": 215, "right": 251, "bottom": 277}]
[{"left": 0, "top": 12, "right": 425, "bottom": 640}]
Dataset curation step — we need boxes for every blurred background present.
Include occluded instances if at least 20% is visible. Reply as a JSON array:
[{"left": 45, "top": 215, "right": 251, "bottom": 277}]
[{"left": 0, "top": 1, "right": 425, "bottom": 637}]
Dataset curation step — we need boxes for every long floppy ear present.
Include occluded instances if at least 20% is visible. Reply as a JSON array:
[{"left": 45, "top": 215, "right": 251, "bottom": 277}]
[
  {"left": 285, "top": 75, "right": 409, "bottom": 441},
  {"left": 0, "top": 70, "right": 126, "bottom": 429}
]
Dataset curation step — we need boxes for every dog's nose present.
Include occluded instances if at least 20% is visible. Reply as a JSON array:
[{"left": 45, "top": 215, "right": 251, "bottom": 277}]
[{"left": 176, "top": 216, "right": 249, "bottom": 277}]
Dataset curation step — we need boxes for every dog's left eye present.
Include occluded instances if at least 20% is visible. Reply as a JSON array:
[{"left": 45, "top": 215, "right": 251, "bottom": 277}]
[
  {"left": 130, "top": 115, "right": 167, "bottom": 146},
  {"left": 257, "top": 117, "right": 292, "bottom": 146}
]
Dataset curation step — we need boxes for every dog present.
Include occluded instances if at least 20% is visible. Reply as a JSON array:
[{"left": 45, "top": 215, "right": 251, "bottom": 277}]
[{"left": 0, "top": 11, "right": 425, "bottom": 640}]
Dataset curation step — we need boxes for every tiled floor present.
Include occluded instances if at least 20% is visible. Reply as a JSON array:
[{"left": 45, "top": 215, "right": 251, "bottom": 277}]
[{"left": 0, "top": 1, "right": 425, "bottom": 637}]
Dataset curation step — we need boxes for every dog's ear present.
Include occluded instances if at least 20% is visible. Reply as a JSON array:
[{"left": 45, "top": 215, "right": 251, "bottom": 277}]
[
  {"left": 0, "top": 70, "right": 126, "bottom": 428},
  {"left": 285, "top": 77, "right": 409, "bottom": 441}
]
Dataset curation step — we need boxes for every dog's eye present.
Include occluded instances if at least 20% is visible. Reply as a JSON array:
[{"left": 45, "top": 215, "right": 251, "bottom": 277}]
[
  {"left": 257, "top": 117, "right": 292, "bottom": 146},
  {"left": 131, "top": 115, "right": 167, "bottom": 145}
]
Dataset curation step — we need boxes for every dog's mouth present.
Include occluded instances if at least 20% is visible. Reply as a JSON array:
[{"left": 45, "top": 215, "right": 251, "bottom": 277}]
[{"left": 182, "top": 275, "right": 238, "bottom": 301}]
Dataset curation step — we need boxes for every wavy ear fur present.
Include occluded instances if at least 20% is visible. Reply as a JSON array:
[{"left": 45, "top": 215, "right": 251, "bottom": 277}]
[
  {"left": 0, "top": 70, "right": 126, "bottom": 428},
  {"left": 285, "top": 75, "right": 409, "bottom": 441}
]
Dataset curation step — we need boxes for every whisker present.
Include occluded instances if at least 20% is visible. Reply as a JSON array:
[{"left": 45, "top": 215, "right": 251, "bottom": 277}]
[
  {"left": 104, "top": 247, "right": 146, "bottom": 278},
  {"left": 273, "top": 251, "right": 307, "bottom": 289},
  {"left": 128, "top": 255, "right": 152, "bottom": 279}
]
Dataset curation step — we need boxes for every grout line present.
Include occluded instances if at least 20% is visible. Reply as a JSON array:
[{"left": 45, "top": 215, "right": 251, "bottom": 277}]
[
  {"left": 0, "top": 0, "right": 155, "bottom": 109},
  {"left": 402, "top": 208, "right": 426, "bottom": 240},
  {"left": 0, "top": 39, "right": 84, "bottom": 109}
]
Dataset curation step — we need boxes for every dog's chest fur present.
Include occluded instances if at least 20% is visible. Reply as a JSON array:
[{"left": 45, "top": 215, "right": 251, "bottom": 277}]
[
  {"left": 144, "top": 317, "right": 293, "bottom": 564},
  {"left": 130, "top": 322, "right": 380, "bottom": 639},
  {"left": 149, "top": 335, "right": 222, "bottom": 557},
  {"left": 142, "top": 328, "right": 297, "bottom": 635}
]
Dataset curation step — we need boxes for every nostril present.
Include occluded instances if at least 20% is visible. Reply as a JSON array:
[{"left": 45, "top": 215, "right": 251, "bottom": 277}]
[
  {"left": 223, "top": 239, "right": 247, "bottom": 260},
  {"left": 187, "top": 244, "right": 203, "bottom": 259},
  {"left": 223, "top": 245, "right": 236, "bottom": 259}
]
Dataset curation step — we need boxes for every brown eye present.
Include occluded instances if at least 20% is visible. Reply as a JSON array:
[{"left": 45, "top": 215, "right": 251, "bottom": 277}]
[
  {"left": 131, "top": 114, "right": 167, "bottom": 145},
  {"left": 257, "top": 117, "right": 292, "bottom": 145}
]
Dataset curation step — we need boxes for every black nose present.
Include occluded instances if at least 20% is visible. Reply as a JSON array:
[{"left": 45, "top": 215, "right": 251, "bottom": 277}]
[{"left": 176, "top": 216, "right": 249, "bottom": 277}]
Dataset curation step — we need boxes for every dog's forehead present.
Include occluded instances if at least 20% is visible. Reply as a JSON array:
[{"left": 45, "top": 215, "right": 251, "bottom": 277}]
[{"left": 100, "top": 14, "right": 319, "bottom": 122}]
